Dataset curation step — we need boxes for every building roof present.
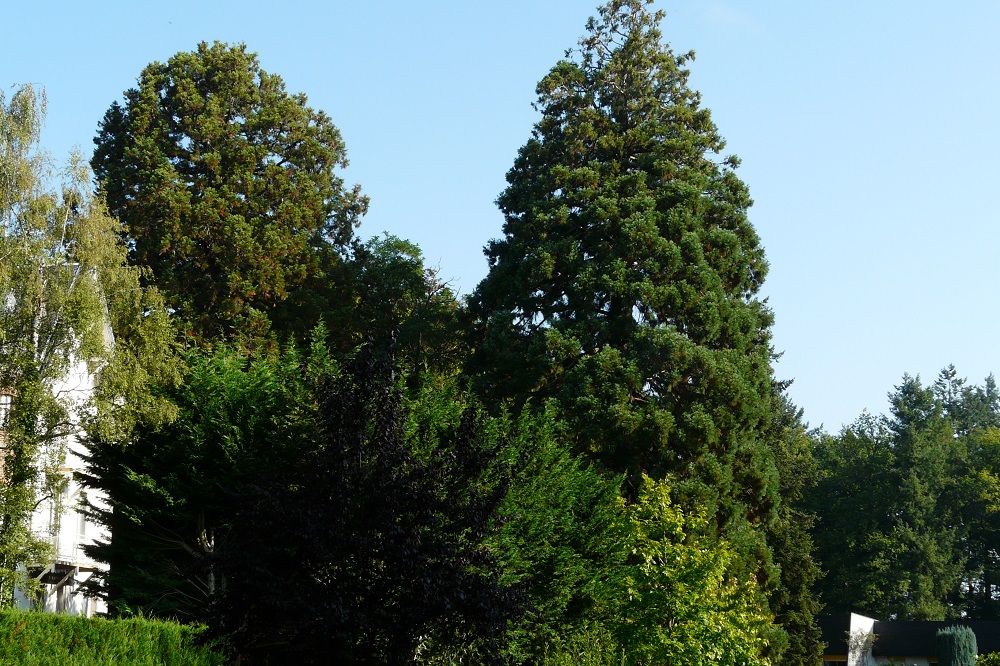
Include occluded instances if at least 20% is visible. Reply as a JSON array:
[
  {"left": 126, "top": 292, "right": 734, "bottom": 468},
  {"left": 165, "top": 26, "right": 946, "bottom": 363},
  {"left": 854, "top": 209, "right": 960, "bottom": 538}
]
[
  {"left": 818, "top": 614, "right": 851, "bottom": 655},
  {"left": 819, "top": 614, "right": 1000, "bottom": 657},
  {"left": 872, "top": 620, "right": 1000, "bottom": 657}
]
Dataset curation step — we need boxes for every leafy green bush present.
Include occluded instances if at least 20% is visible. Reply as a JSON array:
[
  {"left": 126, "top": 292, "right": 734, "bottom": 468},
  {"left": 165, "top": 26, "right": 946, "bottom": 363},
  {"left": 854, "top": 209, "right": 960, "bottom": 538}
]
[
  {"left": 615, "top": 475, "right": 774, "bottom": 666},
  {"left": 491, "top": 407, "right": 628, "bottom": 664},
  {"left": 937, "top": 625, "right": 977, "bottom": 666},
  {"left": 540, "top": 625, "right": 626, "bottom": 666},
  {"left": 977, "top": 652, "right": 1000, "bottom": 666},
  {"left": 0, "top": 609, "right": 224, "bottom": 665}
]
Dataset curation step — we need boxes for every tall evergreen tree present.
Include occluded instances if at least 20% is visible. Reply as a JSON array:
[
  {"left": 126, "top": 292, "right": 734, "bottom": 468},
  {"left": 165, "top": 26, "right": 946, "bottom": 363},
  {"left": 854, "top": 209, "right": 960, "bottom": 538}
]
[
  {"left": 940, "top": 370, "right": 1000, "bottom": 618},
  {"left": 935, "top": 366, "right": 1000, "bottom": 437},
  {"left": 887, "top": 375, "right": 966, "bottom": 620},
  {"left": 466, "top": 1, "right": 779, "bottom": 631},
  {"left": 92, "top": 41, "right": 368, "bottom": 346},
  {"left": 963, "top": 426, "right": 1000, "bottom": 618},
  {"left": 810, "top": 415, "right": 900, "bottom": 618},
  {"left": 467, "top": 0, "right": 775, "bottom": 504},
  {"left": 764, "top": 393, "right": 824, "bottom": 666}
]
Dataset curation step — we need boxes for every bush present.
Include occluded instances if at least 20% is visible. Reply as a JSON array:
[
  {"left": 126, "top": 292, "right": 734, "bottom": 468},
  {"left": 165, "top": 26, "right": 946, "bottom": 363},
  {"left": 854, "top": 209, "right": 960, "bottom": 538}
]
[
  {"left": 937, "top": 625, "right": 977, "bottom": 666},
  {"left": 540, "top": 625, "right": 625, "bottom": 666},
  {"left": 0, "top": 609, "right": 224, "bottom": 665},
  {"left": 978, "top": 652, "right": 1000, "bottom": 666}
]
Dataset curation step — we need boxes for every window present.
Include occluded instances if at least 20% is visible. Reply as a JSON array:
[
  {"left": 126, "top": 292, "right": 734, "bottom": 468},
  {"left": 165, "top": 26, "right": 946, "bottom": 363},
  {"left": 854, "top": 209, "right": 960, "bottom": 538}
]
[
  {"left": 78, "top": 492, "right": 88, "bottom": 537},
  {"left": 0, "top": 393, "right": 11, "bottom": 430}
]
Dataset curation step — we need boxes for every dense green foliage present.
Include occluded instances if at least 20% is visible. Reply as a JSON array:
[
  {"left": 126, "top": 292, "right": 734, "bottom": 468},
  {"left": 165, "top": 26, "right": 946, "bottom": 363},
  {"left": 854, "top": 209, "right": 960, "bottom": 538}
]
[
  {"left": 82, "top": 342, "right": 327, "bottom": 620},
  {"left": 13, "top": 2, "right": 947, "bottom": 663},
  {"left": 466, "top": 0, "right": 793, "bottom": 660},
  {"left": 978, "top": 652, "right": 1000, "bottom": 666},
  {"left": 467, "top": 0, "right": 777, "bottom": 510},
  {"left": 210, "top": 347, "right": 519, "bottom": 664},
  {"left": 0, "top": 608, "right": 223, "bottom": 665},
  {"left": 340, "top": 235, "right": 467, "bottom": 381},
  {"left": 762, "top": 394, "right": 824, "bottom": 665},
  {"left": 616, "top": 474, "right": 774, "bottom": 666},
  {"left": 540, "top": 626, "right": 626, "bottom": 666},
  {"left": 937, "top": 625, "right": 977, "bottom": 666},
  {"left": 810, "top": 367, "right": 1000, "bottom": 622},
  {"left": 92, "top": 41, "right": 368, "bottom": 345},
  {"left": 492, "top": 408, "right": 628, "bottom": 663}
]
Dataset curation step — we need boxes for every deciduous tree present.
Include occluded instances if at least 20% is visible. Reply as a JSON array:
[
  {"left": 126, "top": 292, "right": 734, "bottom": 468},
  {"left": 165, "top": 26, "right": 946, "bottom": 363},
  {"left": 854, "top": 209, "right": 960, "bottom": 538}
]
[
  {"left": 340, "top": 235, "right": 466, "bottom": 383},
  {"left": 0, "top": 84, "right": 176, "bottom": 606},
  {"left": 616, "top": 475, "right": 774, "bottom": 666}
]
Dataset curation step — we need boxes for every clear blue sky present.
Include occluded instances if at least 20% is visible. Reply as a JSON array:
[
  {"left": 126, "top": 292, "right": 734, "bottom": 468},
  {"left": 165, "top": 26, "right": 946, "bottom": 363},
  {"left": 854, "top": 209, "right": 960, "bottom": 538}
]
[{"left": 5, "top": 1, "right": 999, "bottom": 432}]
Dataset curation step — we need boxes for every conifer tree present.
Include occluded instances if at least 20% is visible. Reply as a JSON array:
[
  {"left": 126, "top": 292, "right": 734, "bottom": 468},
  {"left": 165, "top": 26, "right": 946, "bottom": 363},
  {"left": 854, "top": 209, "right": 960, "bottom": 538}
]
[
  {"left": 811, "top": 376, "right": 968, "bottom": 621},
  {"left": 207, "top": 347, "right": 517, "bottom": 664},
  {"left": 82, "top": 344, "right": 325, "bottom": 620},
  {"left": 937, "top": 625, "right": 977, "bottom": 666},
  {"left": 92, "top": 42, "right": 368, "bottom": 346},
  {"left": 764, "top": 394, "right": 824, "bottom": 666},
  {"left": 467, "top": 3, "right": 784, "bottom": 660},
  {"left": 467, "top": 0, "right": 777, "bottom": 565}
]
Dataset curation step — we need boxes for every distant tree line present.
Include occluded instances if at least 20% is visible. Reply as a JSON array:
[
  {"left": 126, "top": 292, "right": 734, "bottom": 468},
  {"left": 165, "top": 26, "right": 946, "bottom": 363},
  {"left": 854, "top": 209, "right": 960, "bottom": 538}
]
[{"left": 809, "top": 365, "right": 1000, "bottom": 623}]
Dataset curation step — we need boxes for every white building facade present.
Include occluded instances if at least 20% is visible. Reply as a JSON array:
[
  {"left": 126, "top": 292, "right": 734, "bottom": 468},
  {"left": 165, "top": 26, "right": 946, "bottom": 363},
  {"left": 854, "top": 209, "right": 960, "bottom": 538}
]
[{"left": 11, "top": 352, "right": 110, "bottom": 616}]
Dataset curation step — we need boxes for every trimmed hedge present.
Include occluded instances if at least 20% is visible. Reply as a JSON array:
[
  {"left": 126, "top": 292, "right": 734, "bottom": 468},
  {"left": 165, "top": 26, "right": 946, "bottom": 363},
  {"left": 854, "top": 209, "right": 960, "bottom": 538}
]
[
  {"left": 0, "top": 609, "right": 225, "bottom": 665},
  {"left": 936, "top": 625, "right": 977, "bottom": 666}
]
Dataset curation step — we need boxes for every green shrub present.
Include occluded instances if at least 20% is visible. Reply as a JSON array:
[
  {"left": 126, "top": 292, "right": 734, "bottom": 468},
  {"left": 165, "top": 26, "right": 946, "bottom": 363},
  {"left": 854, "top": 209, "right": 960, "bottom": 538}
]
[
  {"left": 978, "top": 652, "right": 1000, "bottom": 666},
  {"left": 540, "top": 625, "right": 626, "bottom": 666},
  {"left": 937, "top": 625, "right": 977, "bottom": 666},
  {"left": 0, "top": 609, "right": 225, "bottom": 665}
]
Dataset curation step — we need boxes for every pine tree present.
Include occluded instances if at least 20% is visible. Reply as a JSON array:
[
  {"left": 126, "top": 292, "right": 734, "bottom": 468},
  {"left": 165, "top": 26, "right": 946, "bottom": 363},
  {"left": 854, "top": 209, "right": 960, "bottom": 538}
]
[
  {"left": 809, "top": 415, "right": 901, "bottom": 618},
  {"left": 887, "top": 375, "right": 966, "bottom": 620},
  {"left": 811, "top": 377, "right": 968, "bottom": 620}
]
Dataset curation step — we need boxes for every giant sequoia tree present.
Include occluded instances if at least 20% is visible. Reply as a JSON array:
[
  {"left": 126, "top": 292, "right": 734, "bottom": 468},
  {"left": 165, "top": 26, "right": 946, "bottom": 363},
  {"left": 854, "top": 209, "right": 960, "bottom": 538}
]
[
  {"left": 92, "top": 42, "right": 368, "bottom": 345},
  {"left": 467, "top": 0, "right": 777, "bottom": 527}
]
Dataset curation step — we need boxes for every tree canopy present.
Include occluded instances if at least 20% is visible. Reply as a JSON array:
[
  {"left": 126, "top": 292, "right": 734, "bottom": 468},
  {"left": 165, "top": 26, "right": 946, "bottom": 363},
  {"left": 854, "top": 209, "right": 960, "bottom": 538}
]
[
  {"left": 92, "top": 41, "right": 368, "bottom": 346},
  {"left": 82, "top": 343, "right": 325, "bottom": 620},
  {"left": 465, "top": 4, "right": 783, "bottom": 653},
  {"left": 809, "top": 371, "right": 990, "bottom": 621}
]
